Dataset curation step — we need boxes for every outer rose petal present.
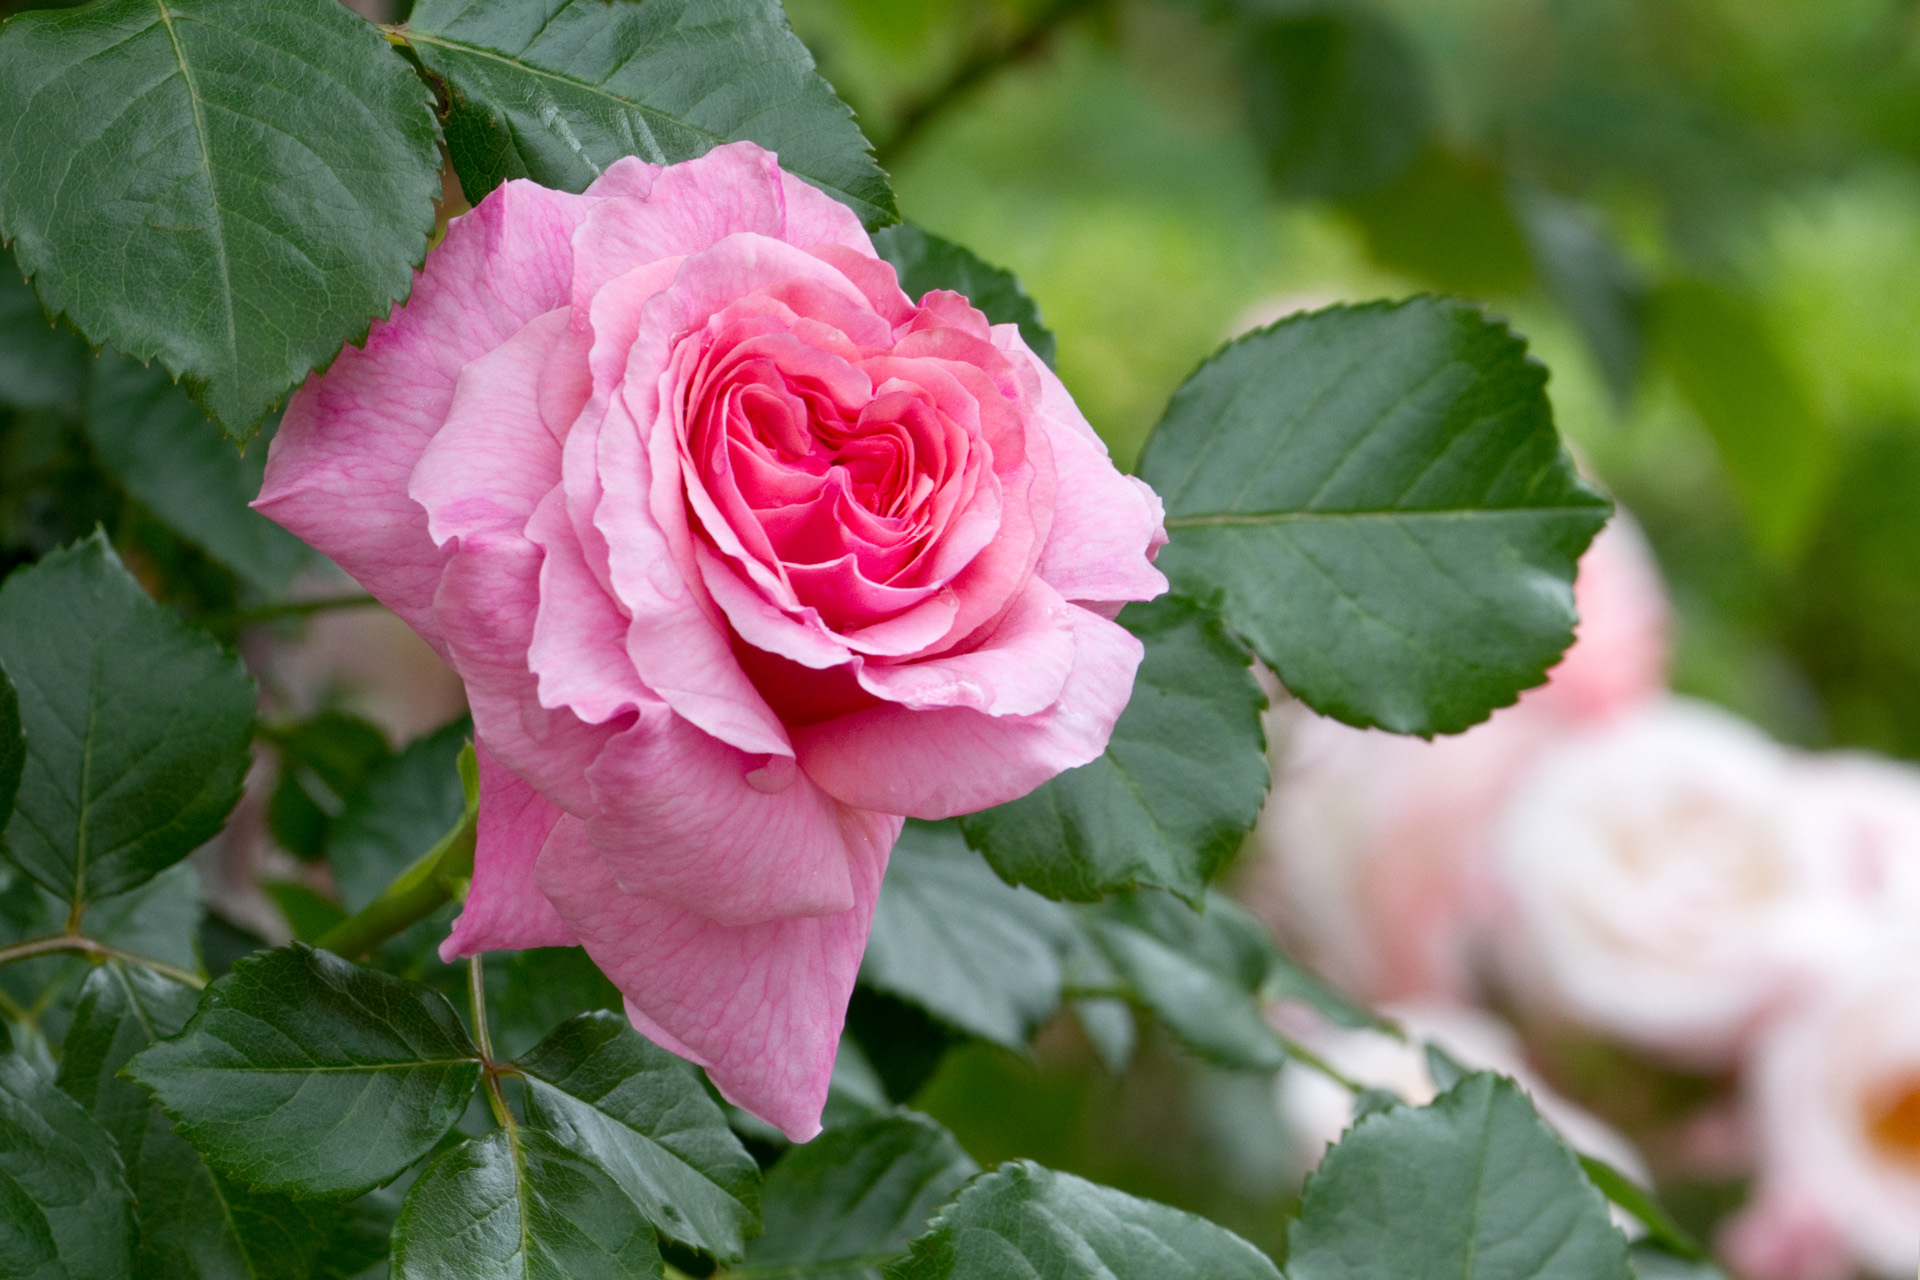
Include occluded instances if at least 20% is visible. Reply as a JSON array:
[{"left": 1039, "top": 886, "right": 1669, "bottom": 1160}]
[
  {"left": 255, "top": 180, "right": 594, "bottom": 649},
  {"left": 582, "top": 711, "right": 861, "bottom": 925},
  {"left": 535, "top": 808, "right": 900, "bottom": 1142},
  {"left": 794, "top": 603, "right": 1145, "bottom": 818},
  {"left": 1002, "top": 327, "right": 1168, "bottom": 607},
  {"left": 441, "top": 745, "right": 576, "bottom": 959}
]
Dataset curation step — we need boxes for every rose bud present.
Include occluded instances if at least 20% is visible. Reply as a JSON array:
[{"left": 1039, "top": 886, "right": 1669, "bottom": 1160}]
[{"left": 254, "top": 142, "right": 1167, "bottom": 1138}]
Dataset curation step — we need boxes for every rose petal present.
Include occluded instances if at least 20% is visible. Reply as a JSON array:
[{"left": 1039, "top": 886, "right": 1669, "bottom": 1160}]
[
  {"left": 855, "top": 578, "right": 1077, "bottom": 716},
  {"left": 440, "top": 743, "right": 577, "bottom": 959},
  {"left": 581, "top": 709, "right": 865, "bottom": 925},
  {"left": 256, "top": 180, "right": 594, "bottom": 649},
  {"left": 795, "top": 601, "right": 1145, "bottom": 817},
  {"left": 534, "top": 808, "right": 900, "bottom": 1141}
]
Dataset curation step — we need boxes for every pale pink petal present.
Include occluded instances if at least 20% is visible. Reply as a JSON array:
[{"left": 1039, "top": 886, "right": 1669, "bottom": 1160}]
[
  {"left": 433, "top": 534, "right": 623, "bottom": 816},
  {"left": 777, "top": 167, "right": 876, "bottom": 254},
  {"left": 410, "top": 309, "right": 579, "bottom": 546},
  {"left": 997, "top": 327, "right": 1169, "bottom": 607},
  {"left": 526, "top": 489, "right": 656, "bottom": 726},
  {"left": 440, "top": 744, "right": 576, "bottom": 959},
  {"left": 535, "top": 809, "right": 901, "bottom": 1141},
  {"left": 256, "top": 181, "right": 594, "bottom": 649},
  {"left": 580, "top": 710, "right": 863, "bottom": 925},
  {"left": 582, "top": 155, "right": 663, "bottom": 201},
  {"left": 795, "top": 602, "right": 1145, "bottom": 818},
  {"left": 855, "top": 578, "right": 1077, "bottom": 716}
]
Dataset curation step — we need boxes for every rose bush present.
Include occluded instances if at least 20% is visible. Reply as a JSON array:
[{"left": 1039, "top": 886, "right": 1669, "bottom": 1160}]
[{"left": 254, "top": 141, "right": 1167, "bottom": 1138}]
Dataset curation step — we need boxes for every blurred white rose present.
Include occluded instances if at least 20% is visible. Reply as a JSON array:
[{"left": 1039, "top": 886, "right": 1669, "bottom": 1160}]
[
  {"left": 1491, "top": 697, "right": 1854, "bottom": 1065},
  {"left": 1273, "top": 999, "right": 1648, "bottom": 1186},
  {"left": 1741, "top": 958, "right": 1920, "bottom": 1278},
  {"left": 1244, "top": 516, "right": 1669, "bottom": 1002}
]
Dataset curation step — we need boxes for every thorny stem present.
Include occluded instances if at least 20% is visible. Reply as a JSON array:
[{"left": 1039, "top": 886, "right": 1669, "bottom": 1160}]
[
  {"left": 873, "top": 0, "right": 1105, "bottom": 166},
  {"left": 469, "top": 955, "right": 518, "bottom": 1133},
  {"left": 0, "top": 933, "right": 205, "bottom": 990}
]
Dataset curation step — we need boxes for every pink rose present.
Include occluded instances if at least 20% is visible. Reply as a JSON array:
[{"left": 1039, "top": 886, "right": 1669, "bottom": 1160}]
[
  {"left": 1245, "top": 515, "right": 1668, "bottom": 1002},
  {"left": 255, "top": 142, "right": 1167, "bottom": 1138}
]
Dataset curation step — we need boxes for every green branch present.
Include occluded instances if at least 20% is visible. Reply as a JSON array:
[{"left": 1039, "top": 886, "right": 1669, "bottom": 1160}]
[
  {"left": 0, "top": 932, "right": 205, "bottom": 990},
  {"left": 315, "top": 743, "right": 479, "bottom": 958}
]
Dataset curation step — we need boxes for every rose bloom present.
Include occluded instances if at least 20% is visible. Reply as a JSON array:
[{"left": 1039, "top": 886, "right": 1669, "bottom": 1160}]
[
  {"left": 1244, "top": 517, "right": 1668, "bottom": 1002},
  {"left": 1740, "top": 956, "right": 1920, "bottom": 1278},
  {"left": 255, "top": 142, "right": 1166, "bottom": 1137},
  {"left": 1490, "top": 698, "right": 1857, "bottom": 1066}
]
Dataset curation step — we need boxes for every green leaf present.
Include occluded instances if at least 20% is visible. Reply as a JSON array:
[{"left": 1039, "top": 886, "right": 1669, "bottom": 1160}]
[
  {"left": 1630, "top": 1244, "right": 1729, "bottom": 1280},
  {"left": 1237, "top": 4, "right": 1432, "bottom": 201},
  {"left": 862, "top": 820, "right": 1076, "bottom": 1049},
  {"left": 1081, "top": 891, "right": 1284, "bottom": 1072},
  {"left": 0, "top": 253, "right": 88, "bottom": 414},
  {"left": 59, "top": 963, "right": 378, "bottom": 1280},
  {"left": 1650, "top": 279, "right": 1832, "bottom": 560},
  {"left": 83, "top": 354, "right": 309, "bottom": 593},
  {"left": 1137, "top": 298, "right": 1610, "bottom": 736},
  {"left": 887, "top": 1160, "right": 1281, "bottom": 1280},
  {"left": 391, "top": 1128, "right": 664, "bottom": 1280},
  {"left": 482, "top": 947, "right": 622, "bottom": 1062},
  {"left": 1578, "top": 1157, "right": 1707, "bottom": 1263},
  {"left": 0, "top": 665, "right": 20, "bottom": 835},
  {"left": 125, "top": 943, "right": 484, "bottom": 1198},
  {"left": 1340, "top": 148, "right": 1533, "bottom": 299},
  {"left": 0, "top": 1026, "right": 135, "bottom": 1280},
  {"left": 744, "top": 1110, "right": 978, "bottom": 1280},
  {"left": 516, "top": 1011, "right": 760, "bottom": 1263},
  {"left": 266, "top": 711, "right": 392, "bottom": 863},
  {"left": 0, "top": 533, "right": 256, "bottom": 905},
  {"left": 1287, "top": 1072, "right": 1633, "bottom": 1280},
  {"left": 327, "top": 717, "right": 471, "bottom": 914},
  {"left": 870, "top": 224, "right": 1055, "bottom": 367},
  {"left": 1513, "top": 189, "right": 1645, "bottom": 407},
  {"left": 403, "top": 0, "right": 896, "bottom": 229},
  {"left": 0, "top": 0, "right": 441, "bottom": 438},
  {"left": 961, "top": 595, "right": 1269, "bottom": 902}
]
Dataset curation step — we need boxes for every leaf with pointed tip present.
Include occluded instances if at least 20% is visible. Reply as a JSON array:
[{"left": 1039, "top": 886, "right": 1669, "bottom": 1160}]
[
  {"left": 59, "top": 963, "right": 380, "bottom": 1280},
  {"left": 404, "top": 0, "right": 895, "bottom": 229},
  {"left": 887, "top": 1161, "right": 1281, "bottom": 1280},
  {"left": 126, "top": 944, "right": 483, "bottom": 1198},
  {"left": 1137, "top": 298, "right": 1609, "bottom": 736},
  {"left": 1286, "top": 1072, "right": 1633, "bottom": 1280},
  {"left": 0, "top": 533, "right": 256, "bottom": 906},
  {"left": 391, "top": 1129, "right": 664, "bottom": 1280},
  {"left": 862, "top": 820, "right": 1076, "bottom": 1049},
  {"left": 517, "top": 1012, "right": 760, "bottom": 1263},
  {"left": 0, "top": 1024, "right": 135, "bottom": 1280},
  {"left": 0, "top": 253, "right": 88, "bottom": 414},
  {"left": 960, "top": 594, "right": 1270, "bottom": 903},
  {"left": 0, "top": 0, "right": 442, "bottom": 437},
  {"left": 745, "top": 1110, "right": 978, "bottom": 1280},
  {"left": 871, "top": 225, "right": 1055, "bottom": 367},
  {"left": 83, "top": 354, "right": 309, "bottom": 592}
]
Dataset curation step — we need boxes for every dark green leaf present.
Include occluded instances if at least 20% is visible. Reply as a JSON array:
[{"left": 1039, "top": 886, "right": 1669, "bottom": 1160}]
[
  {"left": 887, "top": 1160, "right": 1281, "bottom": 1280},
  {"left": 327, "top": 717, "right": 471, "bottom": 914},
  {"left": 59, "top": 963, "right": 375, "bottom": 1280},
  {"left": 961, "top": 594, "right": 1270, "bottom": 902},
  {"left": 482, "top": 946, "right": 621, "bottom": 1061},
  {"left": 1287, "top": 1072, "right": 1633, "bottom": 1280},
  {"left": 1513, "top": 188, "right": 1645, "bottom": 407},
  {"left": 263, "top": 881, "right": 348, "bottom": 943},
  {"left": 1630, "top": 1244, "right": 1729, "bottom": 1280},
  {"left": 0, "top": 0, "right": 441, "bottom": 437},
  {"left": 1340, "top": 148, "right": 1533, "bottom": 299},
  {"left": 1138, "top": 298, "right": 1610, "bottom": 735},
  {"left": 266, "top": 711, "right": 392, "bottom": 862},
  {"left": 0, "top": 533, "right": 256, "bottom": 905},
  {"left": 126, "top": 943, "right": 483, "bottom": 1198},
  {"left": 1650, "top": 279, "right": 1831, "bottom": 560},
  {"left": 745, "top": 1110, "right": 977, "bottom": 1280},
  {"left": 404, "top": 0, "right": 896, "bottom": 228},
  {"left": 863, "top": 820, "right": 1076, "bottom": 1049},
  {"left": 1263, "top": 941, "right": 1391, "bottom": 1033},
  {"left": 1081, "top": 891, "right": 1285, "bottom": 1072},
  {"left": 391, "top": 1128, "right": 664, "bottom": 1280},
  {"left": 0, "top": 665, "right": 20, "bottom": 835},
  {"left": 1239, "top": 6, "right": 1432, "bottom": 200},
  {"left": 83, "top": 354, "right": 309, "bottom": 592},
  {"left": 870, "top": 225, "right": 1055, "bottom": 367},
  {"left": 0, "top": 1028, "right": 134, "bottom": 1280},
  {"left": 0, "top": 253, "right": 88, "bottom": 414},
  {"left": 518, "top": 1011, "right": 759, "bottom": 1262}
]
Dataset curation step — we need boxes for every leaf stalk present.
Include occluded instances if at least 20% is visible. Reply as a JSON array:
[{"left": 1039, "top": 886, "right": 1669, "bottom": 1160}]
[{"left": 0, "top": 932, "right": 205, "bottom": 990}]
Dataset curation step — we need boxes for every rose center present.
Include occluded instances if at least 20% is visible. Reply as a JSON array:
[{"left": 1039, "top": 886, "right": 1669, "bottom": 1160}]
[{"left": 1865, "top": 1073, "right": 1920, "bottom": 1168}]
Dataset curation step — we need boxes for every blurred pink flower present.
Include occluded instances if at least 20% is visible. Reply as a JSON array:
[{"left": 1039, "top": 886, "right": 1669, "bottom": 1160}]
[
  {"left": 1246, "top": 515, "right": 1669, "bottom": 1002},
  {"left": 1491, "top": 698, "right": 1855, "bottom": 1066},
  {"left": 256, "top": 142, "right": 1166, "bottom": 1138},
  {"left": 1744, "top": 960, "right": 1920, "bottom": 1277}
]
